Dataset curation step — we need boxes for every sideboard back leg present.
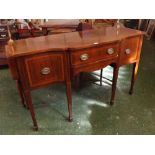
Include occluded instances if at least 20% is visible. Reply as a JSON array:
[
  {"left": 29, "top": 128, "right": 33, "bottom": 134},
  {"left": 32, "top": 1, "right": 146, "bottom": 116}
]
[
  {"left": 110, "top": 65, "right": 119, "bottom": 105},
  {"left": 129, "top": 62, "right": 139, "bottom": 95},
  {"left": 100, "top": 69, "right": 103, "bottom": 86},
  {"left": 24, "top": 90, "right": 38, "bottom": 131},
  {"left": 66, "top": 81, "right": 73, "bottom": 122},
  {"left": 75, "top": 74, "right": 80, "bottom": 90}
]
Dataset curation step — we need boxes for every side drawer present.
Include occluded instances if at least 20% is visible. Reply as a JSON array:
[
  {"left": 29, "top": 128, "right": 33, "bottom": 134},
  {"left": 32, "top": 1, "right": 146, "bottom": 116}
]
[
  {"left": 70, "top": 42, "right": 119, "bottom": 66},
  {"left": 119, "top": 36, "right": 141, "bottom": 65},
  {"left": 25, "top": 53, "right": 65, "bottom": 87}
]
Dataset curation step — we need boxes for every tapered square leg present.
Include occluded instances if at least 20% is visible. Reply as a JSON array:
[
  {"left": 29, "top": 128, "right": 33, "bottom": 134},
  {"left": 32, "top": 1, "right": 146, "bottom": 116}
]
[
  {"left": 129, "top": 62, "right": 139, "bottom": 95},
  {"left": 16, "top": 80, "right": 27, "bottom": 108},
  {"left": 24, "top": 90, "right": 38, "bottom": 130},
  {"left": 110, "top": 65, "right": 119, "bottom": 105},
  {"left": 66, "top": 81, "right": 73, "bottom": 121}
]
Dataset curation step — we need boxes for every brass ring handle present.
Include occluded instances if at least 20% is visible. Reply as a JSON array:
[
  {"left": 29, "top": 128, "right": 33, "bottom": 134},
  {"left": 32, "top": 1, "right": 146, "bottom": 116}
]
[
  {"left": 80, "top": 53, "right": 89, "bottom": 61},
  {"left": 107, "top": 48, "right": 114, "bottom": 55},
  {"left": 41, "top": 67, "right": 51, "bottom": 75},
  {"left": 125, "top": 49, "right": 131, "bottom": 55}
]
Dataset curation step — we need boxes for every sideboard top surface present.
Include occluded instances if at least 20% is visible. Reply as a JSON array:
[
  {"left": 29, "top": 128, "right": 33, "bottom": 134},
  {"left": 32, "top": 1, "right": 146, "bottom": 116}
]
[{"left": 6, "top": 26, "right": 144, "bottom": 58}]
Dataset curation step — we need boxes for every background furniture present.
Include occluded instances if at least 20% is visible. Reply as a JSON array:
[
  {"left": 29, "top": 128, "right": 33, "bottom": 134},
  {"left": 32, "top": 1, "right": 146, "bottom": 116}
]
[
  {"left": 40, "top": 19, "right": 79, "bottom": 35},
  {"left": 145, "top": 20, "right": 155, "bottom": 40},
  {"left": 28, "top": 21, "right": 44, "bottom": 37},
  {"left": 137, "top": 19, "right": 155, "bottom": 40},
  {"left": 76, "top": 22, "right": 92, "bottom": 31},
  {"left": 124, "top": 19, "right": 139, "bottom": 29},
  {"left": 138, "top": 19, "right": 150, "bottom": 31},
  {"left": 0, "top": 24, "right": 9, "bottom": 66},
  {"left": 92, "top": 19, "right": 116, "bottom": 30},
  {"left": 15, "top": 21, "right": 32, "bottom": 39}
]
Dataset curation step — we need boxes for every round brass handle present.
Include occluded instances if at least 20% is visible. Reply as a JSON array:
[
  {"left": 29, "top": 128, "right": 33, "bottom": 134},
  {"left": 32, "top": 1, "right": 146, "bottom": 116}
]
[
  {"left": 125, "top": 48, "right": 131, "bottom": 55},
  {"left": 41, "top": 67, "right": 51, "bottom": 75},
  {"left": 80, "top": 53, "right": 89, "bottom": 61},
  {"left": 107, "top": 48, "right": 114, "bottom": 55}
]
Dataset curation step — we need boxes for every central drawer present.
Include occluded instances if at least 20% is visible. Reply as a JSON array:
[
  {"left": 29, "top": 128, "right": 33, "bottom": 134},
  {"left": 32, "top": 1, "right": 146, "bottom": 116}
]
[
  {"left": 25, "top": 53, "right": 65, "bottom": 87},
  {"left": 70, "top": 42, "right": 119, "bottom": 66}
]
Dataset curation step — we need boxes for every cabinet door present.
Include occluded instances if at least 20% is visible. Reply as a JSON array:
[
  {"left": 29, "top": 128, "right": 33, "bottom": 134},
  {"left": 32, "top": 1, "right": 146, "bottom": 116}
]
[
  {"left": 119, "top": 36, "right": 141, "bottom": 65},
  {"left": 25, "top": 53, "right": 65, "bottom": 88}
]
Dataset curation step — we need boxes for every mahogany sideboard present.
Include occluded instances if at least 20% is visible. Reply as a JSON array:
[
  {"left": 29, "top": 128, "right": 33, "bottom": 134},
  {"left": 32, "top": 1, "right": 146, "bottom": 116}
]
[{"left": 6, "top": 26, "right": 144, "bottom": 130}]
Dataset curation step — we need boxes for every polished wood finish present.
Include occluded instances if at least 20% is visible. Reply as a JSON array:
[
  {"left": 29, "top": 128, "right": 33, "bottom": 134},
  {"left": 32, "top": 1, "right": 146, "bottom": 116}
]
[
  {"left": 6, "top": 26, "right": 144, "bottom": 130},
  {"left": 7, "top": 27, "right": 144, "bottom": 57}
]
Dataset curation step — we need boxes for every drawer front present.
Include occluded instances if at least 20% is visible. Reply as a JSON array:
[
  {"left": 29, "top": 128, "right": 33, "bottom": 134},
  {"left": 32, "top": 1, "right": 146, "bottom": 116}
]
[
  {"left": 70, "top": 43, "right": 119, "bottom": 66},
  {"left": 119, "top": 36, "right": 141, "bottom": 65},
  {"left": 25, "top": 53, "right": 65, "bottom": 87}
]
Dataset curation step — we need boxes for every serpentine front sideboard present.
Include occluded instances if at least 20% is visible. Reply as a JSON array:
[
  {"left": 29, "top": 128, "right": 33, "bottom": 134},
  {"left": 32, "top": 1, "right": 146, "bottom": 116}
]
[{"left": 6, "top": 26, "right": 144, "bottom": 130}]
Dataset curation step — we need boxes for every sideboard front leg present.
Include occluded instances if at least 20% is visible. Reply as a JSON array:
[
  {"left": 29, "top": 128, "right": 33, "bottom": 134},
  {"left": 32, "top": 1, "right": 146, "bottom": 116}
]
[
  {"left": 66, "top": 81, "right": 73, "bottom": 122},
  {"left": 129, "top": 62, "right": 139, "bottom": 95},
  {"left": 24, "top": 90, "right": 38, "bottom": 131},
  {"left": 110, "top": 65, "right": 119, "bottom": 105},
  {"left": 16, "top": 80, "right": 27, "bottom": 108}
]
